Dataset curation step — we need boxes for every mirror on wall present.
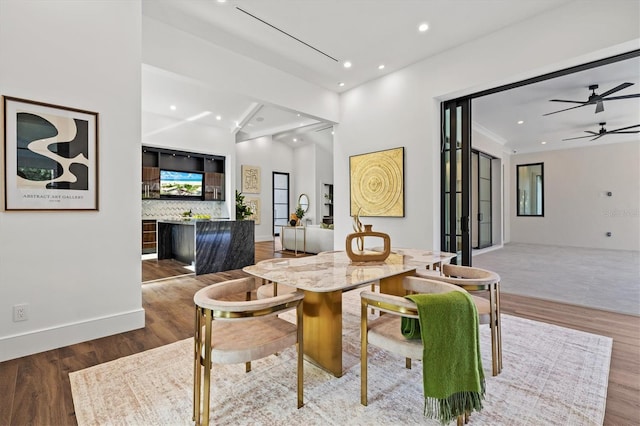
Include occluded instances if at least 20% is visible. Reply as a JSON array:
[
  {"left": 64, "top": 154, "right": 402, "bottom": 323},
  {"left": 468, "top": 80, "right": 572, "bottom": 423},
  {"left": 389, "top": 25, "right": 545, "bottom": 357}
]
[
  {"left": 517, "top": 163, "right": 544, "bottom": 216},
  {"left": 298, "top": 193, "right": 310, "bottom": 213}
]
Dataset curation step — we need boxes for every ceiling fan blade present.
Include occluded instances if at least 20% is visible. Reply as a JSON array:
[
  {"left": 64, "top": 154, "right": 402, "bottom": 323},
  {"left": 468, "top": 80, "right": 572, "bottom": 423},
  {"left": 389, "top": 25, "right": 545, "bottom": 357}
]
[
  {"left": 610, "top": 131, "right": 640, "bottom": 134},
  {"left": 598, "top": 82, "right": 634, "bottom": 98},
  {"left": 610, "top": 124, "right": 640, "bottom": 132},
  {"left": 563, "top": 134, "right": 598, "bottom": 141},
  {"left": 601, "top": 94, "right": 640, "bottom": 101},
  {"left": 590, "top": 134, "right": 606, "bottom": 141},
  {"left": 543, "top": 103, "right": 587, "bottom": 116},
  {"left": 585, "top": 131, "right": 599, "bottom": 135},
  {"left": 595, "top": 101, "right": 604, "bottom": 113},
  {"left": 549, "top": 99, "right": 584, "bottom": 104}
]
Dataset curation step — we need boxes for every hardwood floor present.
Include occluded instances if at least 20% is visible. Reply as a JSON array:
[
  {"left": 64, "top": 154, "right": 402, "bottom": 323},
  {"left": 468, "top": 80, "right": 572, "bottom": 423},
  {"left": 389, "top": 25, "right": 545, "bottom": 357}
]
[{"left": 1, "top": 242, "right": 638, "bottom": 425}]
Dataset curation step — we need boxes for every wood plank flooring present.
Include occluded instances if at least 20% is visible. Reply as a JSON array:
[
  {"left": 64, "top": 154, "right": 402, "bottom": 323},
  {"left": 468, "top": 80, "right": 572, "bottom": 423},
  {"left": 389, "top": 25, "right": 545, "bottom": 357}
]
[{"left": 1, "top": 242, "right": 638, "bottom": 425}]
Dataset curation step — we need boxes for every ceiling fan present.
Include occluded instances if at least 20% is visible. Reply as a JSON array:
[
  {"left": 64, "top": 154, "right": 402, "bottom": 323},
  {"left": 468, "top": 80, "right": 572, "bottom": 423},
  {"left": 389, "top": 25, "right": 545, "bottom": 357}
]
[
  {"left": 543, "top": 82, "right": 640, "bottom": 116},
  {"left": 562, "top": 122, "right": 640, "bottom": 141}
]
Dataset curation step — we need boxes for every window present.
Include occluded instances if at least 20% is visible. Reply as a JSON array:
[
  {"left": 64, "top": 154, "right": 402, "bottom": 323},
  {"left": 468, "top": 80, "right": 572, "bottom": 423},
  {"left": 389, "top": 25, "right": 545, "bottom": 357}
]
[{"left": 516, "top": 163, "right": 544, "bottom": 216}]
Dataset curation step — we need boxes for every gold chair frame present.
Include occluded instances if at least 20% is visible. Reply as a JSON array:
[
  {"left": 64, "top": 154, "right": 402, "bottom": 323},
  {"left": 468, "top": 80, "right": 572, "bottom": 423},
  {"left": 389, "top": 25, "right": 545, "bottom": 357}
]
[{"left": 193, "top": 277, "right": 304, "bottom": 426}]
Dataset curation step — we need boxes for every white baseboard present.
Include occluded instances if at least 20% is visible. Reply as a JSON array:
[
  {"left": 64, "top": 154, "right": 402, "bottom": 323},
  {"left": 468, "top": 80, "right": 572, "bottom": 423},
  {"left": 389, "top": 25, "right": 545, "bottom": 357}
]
[
  {"left": 255, "top": 234, "right": 274, "bottom": 243},
  {"left": 0, "top": 308, "right": 145, "bottom": 362}
]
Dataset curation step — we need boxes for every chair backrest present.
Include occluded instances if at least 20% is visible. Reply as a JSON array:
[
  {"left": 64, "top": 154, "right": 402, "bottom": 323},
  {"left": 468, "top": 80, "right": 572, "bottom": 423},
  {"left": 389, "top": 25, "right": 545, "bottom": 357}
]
[
  {"left": 441, "top": 264, "right": 500, "bottom": 285},
  {"left": 193, "top": 277, "right": 304, "bottom": 320},
  {"left": 403, "top": 276, "right": 467, "bottom": 294}
]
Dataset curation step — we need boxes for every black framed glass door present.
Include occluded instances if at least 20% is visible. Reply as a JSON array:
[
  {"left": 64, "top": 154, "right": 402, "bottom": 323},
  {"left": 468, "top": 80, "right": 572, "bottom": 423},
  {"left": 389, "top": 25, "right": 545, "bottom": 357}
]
[
  {"left": 272, "top": 172, "right": 289, "bottom": 236},
  {"left": 441, "top": 99, "right": 471, "bottom": 265},
  {"left": 472, "top": 150, "right": 493, "bottom": 249}
]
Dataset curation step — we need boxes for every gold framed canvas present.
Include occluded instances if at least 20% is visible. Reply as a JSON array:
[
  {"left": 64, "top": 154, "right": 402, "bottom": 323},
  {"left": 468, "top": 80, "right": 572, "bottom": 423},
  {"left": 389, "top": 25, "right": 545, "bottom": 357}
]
[
  {"left": 3, "top": 96, "right": 99, "bottom": 211},
  {"left": 245, "top": 196, "right": 261, "bottom": 225},
  {"left": 241, "top": 165, "right": 260, "bottom": 194},
  {"left": 350, "top": 147, "right": 404, "bottom": 217}
]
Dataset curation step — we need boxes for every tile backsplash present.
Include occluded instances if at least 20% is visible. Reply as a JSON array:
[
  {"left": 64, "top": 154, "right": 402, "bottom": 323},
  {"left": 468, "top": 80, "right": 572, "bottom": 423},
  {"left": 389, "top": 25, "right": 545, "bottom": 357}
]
[{"left": 142, "top": 200, "right": 228, "bottom": 220}]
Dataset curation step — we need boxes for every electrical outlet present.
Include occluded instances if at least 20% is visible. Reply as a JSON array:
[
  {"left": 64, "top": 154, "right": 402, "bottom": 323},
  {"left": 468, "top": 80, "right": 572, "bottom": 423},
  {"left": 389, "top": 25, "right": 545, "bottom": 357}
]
[{"left": 13, "top": 304, "right": 28, "bottom": 322}]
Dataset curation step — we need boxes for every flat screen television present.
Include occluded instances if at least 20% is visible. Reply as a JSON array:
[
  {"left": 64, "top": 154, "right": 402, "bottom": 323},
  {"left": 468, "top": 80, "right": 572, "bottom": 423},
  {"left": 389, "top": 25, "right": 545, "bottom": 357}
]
[{"left": 160, "top": 170, "right": 203, "bottom": 198}]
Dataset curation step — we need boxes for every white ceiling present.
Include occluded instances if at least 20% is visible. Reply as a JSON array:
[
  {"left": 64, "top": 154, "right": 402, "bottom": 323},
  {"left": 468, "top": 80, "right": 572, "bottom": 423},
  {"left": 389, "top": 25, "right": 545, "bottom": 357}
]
[
  {"left": 473, "top": 56, "right": 640, "bottom": 154},
  {"left": 141, "top": 0, "right": 639, "bottom": 153}
]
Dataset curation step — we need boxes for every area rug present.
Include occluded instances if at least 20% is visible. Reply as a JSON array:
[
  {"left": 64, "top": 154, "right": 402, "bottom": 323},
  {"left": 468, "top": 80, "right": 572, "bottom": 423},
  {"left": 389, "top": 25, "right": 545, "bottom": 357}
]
[{"left": 70, "top": 289, "right": 612, "bottom": 425}]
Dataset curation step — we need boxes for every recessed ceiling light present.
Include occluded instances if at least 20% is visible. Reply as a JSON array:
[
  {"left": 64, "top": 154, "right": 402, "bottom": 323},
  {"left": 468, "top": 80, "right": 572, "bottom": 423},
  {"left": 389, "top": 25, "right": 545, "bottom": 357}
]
[
  {"left": 216, "top": 115, "right": 222, "bottom": 120},
  {"left": 338, "top": 82, "right": 345, "bottom": 87},
  {"left": 541, "top": 141, "right": 547, "bottom": 145},
  {"left": 170, "top": 105, "right": 176, "bottom": 111},
  {"left": 418, "top": 23, "right": 429, "bottom": 32},
  {"left": 216, "top": 0, "right": 227, "bottom": 3},
  {"left": 297, "top": 113, "right": 301, "bottom": 117},
  {"left": 293, "top": 138, "right": 298, "bottom": 142},
  {"left": 343, "top": 61, "right": 352, "bottom": 68},
  {"left": 378, "top": 64, "right": 385, "bottom": 70},
  {"left": 517, "top": 120, "right": 524, "bottom": 124}
]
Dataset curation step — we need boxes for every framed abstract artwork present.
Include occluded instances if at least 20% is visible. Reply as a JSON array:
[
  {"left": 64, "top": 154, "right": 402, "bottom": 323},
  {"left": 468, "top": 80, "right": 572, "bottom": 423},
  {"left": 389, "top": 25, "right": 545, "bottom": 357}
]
[
  {"left": 245, "top": 196, "right": 261, "bottom": 225},
  {"left": 241, "top": 165, "right": 260, "bottom": 194},
  {"left": 3, "top": 96, "right": 99, "bottom": 211},
  {"left": 350, "top": 147, "right": 404, "bottom": 217}
]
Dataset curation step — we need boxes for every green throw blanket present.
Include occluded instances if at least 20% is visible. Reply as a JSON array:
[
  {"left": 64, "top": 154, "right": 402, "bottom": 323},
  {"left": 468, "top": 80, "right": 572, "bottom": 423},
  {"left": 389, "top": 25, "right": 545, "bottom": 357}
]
[{"left": 402, "top": 291, "right": 485, "bottom": 425}]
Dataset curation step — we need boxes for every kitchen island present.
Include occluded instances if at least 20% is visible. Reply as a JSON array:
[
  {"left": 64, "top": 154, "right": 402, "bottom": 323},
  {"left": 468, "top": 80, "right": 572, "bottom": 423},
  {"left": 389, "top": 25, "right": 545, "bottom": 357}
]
[{"left": 157, "top": 219, "right": 254, "bottom": 275}]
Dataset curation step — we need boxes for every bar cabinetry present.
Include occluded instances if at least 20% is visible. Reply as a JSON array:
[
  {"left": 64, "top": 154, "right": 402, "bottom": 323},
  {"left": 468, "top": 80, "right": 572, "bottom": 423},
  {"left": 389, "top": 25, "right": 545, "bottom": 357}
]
[{"left": 142, "top": 220, "right": 157, "bottom": 254}]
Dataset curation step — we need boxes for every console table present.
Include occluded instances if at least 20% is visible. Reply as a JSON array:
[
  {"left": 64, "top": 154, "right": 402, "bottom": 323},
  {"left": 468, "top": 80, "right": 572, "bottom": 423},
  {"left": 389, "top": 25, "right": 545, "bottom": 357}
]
[{"left": 279, "top": 225, "right": 306, "bottom": 256}]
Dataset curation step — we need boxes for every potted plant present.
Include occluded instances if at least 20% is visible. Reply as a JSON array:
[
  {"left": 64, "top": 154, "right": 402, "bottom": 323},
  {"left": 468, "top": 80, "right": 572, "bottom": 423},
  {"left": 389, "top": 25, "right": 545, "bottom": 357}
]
[
  {"left": 288, "top": 206, "right": 305, "bottom": 226},
  {"left": 235, "top": 190, "right": 254, "bottom": 220}
]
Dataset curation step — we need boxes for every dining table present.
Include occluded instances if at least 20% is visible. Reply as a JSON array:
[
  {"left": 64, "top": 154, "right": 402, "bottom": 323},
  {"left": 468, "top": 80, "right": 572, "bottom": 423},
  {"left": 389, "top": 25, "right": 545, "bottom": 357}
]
[{"left": 243, "top": 249, "right": 456, "bottom": 377}]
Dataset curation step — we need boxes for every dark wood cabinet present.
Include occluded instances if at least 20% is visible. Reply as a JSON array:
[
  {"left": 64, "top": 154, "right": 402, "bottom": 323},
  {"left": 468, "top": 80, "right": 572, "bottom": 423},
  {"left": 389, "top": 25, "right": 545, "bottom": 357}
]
[
  {"left": 142, "top": 220, "right": 157, "bottom": 254},
  {"left": 204, "top": 172, "right": 224, "bottom": 201},
  {"left": 142, "top": 167, "right": 160, "bottom": 199}
]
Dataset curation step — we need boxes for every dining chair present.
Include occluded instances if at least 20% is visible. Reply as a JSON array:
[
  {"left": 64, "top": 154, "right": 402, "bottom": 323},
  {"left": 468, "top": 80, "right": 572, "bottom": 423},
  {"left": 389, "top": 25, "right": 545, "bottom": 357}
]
[
  {"left": 193, "top": 277, "right": 304, "bottom": 426},
  {"left": 360, "top": 276, "right": 476, "bottom": 425},
  {"left": 416, "top": 264, "right": 502, "bottom": 376}
]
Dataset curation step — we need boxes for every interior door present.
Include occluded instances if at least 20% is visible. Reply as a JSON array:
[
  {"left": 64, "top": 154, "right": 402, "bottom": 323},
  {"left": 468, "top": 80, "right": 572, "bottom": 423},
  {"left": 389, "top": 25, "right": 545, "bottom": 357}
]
[
  {"left": 441, "top": 99, "right": 471, "bottom": 265},
  {"left": 272, "top": 172, "right": 290, "bottom": 236},
  {"left": 477, "top": 151, "right": 493, "bottom": 249}
]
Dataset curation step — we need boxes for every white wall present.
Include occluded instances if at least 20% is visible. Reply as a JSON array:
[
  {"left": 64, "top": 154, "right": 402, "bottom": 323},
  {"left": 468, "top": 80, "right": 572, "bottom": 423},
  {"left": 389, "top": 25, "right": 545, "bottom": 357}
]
[
  {"left": 0, "top": 0, "right": 143, "bottom": 361},
  {"left": 293, "top": 144, "right": 316, "bottom": 223},
  {"left": 510, "top": 141, "right": 640, "bottom": 250},
  {"left": 236, "top": 137, "right": 295, "bottom": 241},
  {"left": 316, "top": 142, "right": 334, "bottom": 225},
  {"left": 335, "top": 1, "right": 639, "bottom": 251}
]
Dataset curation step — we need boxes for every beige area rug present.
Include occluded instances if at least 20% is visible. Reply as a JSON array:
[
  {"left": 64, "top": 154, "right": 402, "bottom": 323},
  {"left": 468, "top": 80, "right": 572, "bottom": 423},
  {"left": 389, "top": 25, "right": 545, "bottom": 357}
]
[{"left": 70, "top": 289, "right": 612, "bottom": 425}]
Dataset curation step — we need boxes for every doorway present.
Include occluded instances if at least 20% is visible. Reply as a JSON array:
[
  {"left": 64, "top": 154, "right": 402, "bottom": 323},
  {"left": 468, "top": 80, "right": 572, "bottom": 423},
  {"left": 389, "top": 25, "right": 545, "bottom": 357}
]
[{"left": 441, "top": 49, "right": 639, "bottom": 265}]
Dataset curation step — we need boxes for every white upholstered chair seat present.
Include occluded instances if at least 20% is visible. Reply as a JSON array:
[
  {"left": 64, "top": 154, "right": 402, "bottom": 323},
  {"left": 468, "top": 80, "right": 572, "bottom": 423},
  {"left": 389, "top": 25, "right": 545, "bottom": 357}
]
[
  {"left": 367, "top": 314, "right": 423, "bottom": 360},
  {"left": 257, "top": 282, "right": 296, "bottom": 299},
  {"left": 202, "top": 317, "right": 298, "bottom": 364}
]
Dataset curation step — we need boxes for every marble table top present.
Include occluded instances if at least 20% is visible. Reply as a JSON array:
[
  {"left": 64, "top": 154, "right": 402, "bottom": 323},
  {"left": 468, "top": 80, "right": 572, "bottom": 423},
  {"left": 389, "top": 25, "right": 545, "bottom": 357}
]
[{"left": 243, "top": 249, "right": 456, "bottom": 293}]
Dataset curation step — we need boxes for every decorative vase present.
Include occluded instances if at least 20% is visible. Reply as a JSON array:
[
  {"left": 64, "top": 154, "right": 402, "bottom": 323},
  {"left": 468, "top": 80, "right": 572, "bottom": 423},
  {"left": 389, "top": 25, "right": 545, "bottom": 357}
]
[
  {"left": 289, "top": 219, "right": 297, "bottom": 226},
  {"left": 345, "top": 224, "right": 391, "bottom": 262}
]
